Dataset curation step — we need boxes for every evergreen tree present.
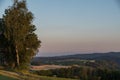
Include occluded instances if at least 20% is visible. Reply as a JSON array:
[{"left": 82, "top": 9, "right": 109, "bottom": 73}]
[{"left": 0, "top": 0, "right": 41, "bottom": 69}]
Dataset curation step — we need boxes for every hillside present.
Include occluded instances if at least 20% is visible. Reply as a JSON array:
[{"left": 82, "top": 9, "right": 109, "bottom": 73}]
[
  {"left": 31, "top": 52, "right": 120, "bottom": 69},
  {"left": 0, "top": 70, "right": 77, "bottom": 80},
  {"left": 0, "top": 75, "right": 17, "bottom": 80}
]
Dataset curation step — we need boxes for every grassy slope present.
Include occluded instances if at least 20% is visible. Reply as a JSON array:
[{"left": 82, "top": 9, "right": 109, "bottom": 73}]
[
  {"left": 0, "top": 70, "right": 77, "bottom": 80},
  {"left": 0, "top": 75, "right": 17, "bottom": 80}
]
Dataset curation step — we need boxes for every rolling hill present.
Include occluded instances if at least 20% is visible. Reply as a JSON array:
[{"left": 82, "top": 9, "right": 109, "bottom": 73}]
[{"left": 31, "top": 52, "right": 120, "bottom": 69}]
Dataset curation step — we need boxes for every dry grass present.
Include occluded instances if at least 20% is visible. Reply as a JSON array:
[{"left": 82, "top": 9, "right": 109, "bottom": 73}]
[
  {"left": 31, "top": 65, "right": 70, "bottom": 70},
  {"left": 0, "top": 70, "right": 20, "bottom": 79},
  {"left": 0, "top": 69, "right": 78, "bottom": 80}
]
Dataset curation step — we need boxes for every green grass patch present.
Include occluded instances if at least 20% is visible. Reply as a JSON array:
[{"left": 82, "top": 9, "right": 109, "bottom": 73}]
[{"left": 0, "top": 74, "right": 17, "bottom": 80}]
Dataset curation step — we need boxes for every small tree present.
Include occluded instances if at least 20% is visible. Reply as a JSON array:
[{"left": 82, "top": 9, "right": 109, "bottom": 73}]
[{"left": 0, "top": 0, "right": 41, "bottom": 69}]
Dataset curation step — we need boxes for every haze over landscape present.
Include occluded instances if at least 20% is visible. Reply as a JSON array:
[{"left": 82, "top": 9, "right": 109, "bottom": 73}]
[
  {"left": 1, "top": 0, "right": 120, "bottom": 80},
  {"left": 0, "top": 0, "right": 120, "bottom": 56}
]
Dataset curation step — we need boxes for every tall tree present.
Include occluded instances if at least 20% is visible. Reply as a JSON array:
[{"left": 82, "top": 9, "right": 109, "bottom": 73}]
[{"left": 0, "top": 0, "right": 41, "bottom": 69}]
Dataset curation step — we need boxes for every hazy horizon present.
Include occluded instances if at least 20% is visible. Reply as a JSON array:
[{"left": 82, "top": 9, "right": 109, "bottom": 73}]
[
  {"left": 35, "top": 51, "right": 120, "bottom": 57},
  {"left": 0, "top": 0, "right": 120, "bottom": 57}
]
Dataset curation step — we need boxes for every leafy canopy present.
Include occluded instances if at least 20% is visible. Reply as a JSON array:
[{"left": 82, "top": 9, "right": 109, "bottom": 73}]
[{"left": 0, "top": 0, "right": 41, "bottom": 69}]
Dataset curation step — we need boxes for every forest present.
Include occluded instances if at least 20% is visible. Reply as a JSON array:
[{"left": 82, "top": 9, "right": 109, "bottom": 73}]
[{"left": 32, "top": 66, "right": 120, "bottom": 80}]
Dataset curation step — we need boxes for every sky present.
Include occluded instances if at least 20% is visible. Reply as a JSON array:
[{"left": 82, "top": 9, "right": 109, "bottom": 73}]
[{"left": 0, "top": 0, "right": 120, "bottom": 56}]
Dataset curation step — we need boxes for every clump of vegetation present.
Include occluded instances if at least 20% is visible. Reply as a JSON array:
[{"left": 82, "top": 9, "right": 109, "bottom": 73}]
[
  {"left": 0, "top": 0, "right": 41, "bottom": 70},
  {"left": 33, "top": 66, "right": 120, "bottom": 80}
]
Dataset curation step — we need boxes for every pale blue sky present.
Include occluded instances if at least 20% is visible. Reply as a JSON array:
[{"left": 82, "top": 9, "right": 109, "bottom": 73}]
[{"left": 0, "top": 0, "right": 120, "bottom": 56}]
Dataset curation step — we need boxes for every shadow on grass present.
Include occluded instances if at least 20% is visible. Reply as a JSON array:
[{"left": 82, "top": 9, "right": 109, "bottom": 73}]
[{"left": 0, "top": 74, "right": 17, "bottom": 80}]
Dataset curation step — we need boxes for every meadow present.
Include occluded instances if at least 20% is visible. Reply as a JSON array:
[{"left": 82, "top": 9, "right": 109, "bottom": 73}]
[{"left": 0, "top": 70, "right": 77, "bottom": 80}]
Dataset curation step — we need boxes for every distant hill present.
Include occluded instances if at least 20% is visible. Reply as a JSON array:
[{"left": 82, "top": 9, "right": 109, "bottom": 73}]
[{"left": 31, "top": 52, "right": 120, "bottom": 69}]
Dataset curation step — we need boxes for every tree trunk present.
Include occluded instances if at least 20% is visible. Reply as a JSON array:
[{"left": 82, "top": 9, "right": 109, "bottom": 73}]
[{"left": 15, "top": 45, "right": 19, "bottom": 67}]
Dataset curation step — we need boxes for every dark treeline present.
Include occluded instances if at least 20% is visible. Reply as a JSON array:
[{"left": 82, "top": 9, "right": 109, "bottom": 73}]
[{"left": 32, "top": 66, "right": 120, "bottom": 80}]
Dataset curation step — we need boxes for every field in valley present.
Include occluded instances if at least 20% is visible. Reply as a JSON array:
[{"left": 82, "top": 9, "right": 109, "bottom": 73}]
[{"left": 30, "top": 65, "right": 70, "bottom": 70}]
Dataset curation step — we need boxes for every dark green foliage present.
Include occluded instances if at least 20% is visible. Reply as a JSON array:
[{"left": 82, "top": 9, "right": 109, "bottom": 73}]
[
  {"left": 0, "top": 0, "right": 41, "bottom": 69},
  {"left": 33, "top": 67, "right": 120, "bottom": 80}
]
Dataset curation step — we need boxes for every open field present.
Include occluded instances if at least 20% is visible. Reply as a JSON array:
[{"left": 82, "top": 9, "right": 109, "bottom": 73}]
[{"left": 31, "top": 65, "right": 70, "bottom": 70}]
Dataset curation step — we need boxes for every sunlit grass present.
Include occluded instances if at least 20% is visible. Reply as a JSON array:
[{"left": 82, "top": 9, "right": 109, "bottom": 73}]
[
  {"left": 39, "top": 76, "right": 77, "bottom": 80},
  {"left": 0, "top": 70, "right": 78, "bottom": 80}
]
